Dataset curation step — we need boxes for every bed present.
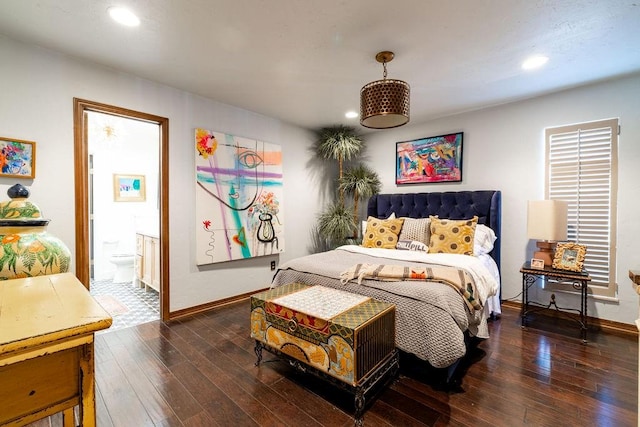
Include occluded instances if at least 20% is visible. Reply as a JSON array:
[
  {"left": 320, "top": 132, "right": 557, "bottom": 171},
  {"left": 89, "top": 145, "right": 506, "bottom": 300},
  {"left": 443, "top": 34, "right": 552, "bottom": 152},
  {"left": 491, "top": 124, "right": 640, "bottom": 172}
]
[{"left": 271, "top": 190, "right": 501, "bottom": 377}]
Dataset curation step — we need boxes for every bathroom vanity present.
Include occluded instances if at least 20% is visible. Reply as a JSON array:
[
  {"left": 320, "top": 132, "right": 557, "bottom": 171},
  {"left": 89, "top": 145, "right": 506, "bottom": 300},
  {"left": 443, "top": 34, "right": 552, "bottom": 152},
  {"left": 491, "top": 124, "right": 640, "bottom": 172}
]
[{"left": 135, "top": 232, "right": 160, "bottom": 292}]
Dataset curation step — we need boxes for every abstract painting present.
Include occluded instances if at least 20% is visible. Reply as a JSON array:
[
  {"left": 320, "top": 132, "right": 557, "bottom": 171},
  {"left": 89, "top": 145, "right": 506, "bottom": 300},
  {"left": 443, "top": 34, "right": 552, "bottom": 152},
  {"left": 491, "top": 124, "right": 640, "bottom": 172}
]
[
  {"left": 195, "top": 128, "right": 284, "bottom": 265},
  {"left": 396, "top": 132, "right": 463, "bottom": 184},
  {"left": 0, "top": 137, "right": 35, "bottom": 179}
]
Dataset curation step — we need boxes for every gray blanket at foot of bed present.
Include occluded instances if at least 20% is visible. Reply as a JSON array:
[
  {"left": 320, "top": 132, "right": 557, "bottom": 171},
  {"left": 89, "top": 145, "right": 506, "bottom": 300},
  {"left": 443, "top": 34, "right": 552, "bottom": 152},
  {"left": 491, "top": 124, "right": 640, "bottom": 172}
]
[{"left": 271, "top": 249, "right": 490, "bottom": 369}]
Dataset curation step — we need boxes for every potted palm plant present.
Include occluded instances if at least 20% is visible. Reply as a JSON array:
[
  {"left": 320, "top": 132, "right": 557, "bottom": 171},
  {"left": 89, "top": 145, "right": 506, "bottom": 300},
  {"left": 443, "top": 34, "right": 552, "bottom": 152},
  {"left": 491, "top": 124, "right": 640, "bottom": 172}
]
[{"left": 313, "top": 126, "right": 380, "bottom": 248}]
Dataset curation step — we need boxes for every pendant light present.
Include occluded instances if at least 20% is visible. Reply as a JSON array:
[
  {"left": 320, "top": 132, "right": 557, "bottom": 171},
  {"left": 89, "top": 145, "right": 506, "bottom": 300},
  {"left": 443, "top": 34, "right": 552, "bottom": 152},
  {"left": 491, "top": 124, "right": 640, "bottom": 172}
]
[{"left": 360, "top": 51, "right": 410, "bottom": 129}]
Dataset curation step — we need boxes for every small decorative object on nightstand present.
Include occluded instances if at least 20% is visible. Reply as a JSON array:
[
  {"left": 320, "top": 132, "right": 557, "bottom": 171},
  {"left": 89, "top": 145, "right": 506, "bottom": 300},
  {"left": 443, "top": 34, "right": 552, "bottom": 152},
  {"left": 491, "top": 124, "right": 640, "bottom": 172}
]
[
  {"left": 530, "top": 258, "right": 545, "bottom": 269},
  {"left": 520, "top": 261, "right": 591, "bottom": 343}
]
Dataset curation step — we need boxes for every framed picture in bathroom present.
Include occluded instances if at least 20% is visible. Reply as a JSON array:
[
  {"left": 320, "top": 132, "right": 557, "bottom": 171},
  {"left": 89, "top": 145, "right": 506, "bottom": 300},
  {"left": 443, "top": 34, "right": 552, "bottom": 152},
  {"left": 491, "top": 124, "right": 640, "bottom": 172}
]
[
  {"left": 113, "top": 174, "right": 146, "bottom": 202},
  {"left": 0, "top": 136, "right": 36, "bottom": 179}
]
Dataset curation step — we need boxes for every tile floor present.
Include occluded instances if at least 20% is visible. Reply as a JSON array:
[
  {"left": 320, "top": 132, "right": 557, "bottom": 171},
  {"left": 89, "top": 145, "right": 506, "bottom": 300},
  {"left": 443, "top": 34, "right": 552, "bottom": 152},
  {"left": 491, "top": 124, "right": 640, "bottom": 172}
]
[{"left": 90, "top": 278, "right": 159, "bottom": 333}]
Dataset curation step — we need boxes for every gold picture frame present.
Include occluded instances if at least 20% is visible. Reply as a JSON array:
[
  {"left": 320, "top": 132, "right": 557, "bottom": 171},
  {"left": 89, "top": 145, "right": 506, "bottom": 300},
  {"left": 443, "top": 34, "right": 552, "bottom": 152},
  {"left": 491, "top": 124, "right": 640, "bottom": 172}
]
[
  {"left": 113, "top": 174, "right": 146, "bottom": 202},
  {"left": 0, "top": 136, "right": 36, "bottom": 179},
  {"left": 552, "top": 242, "right": 587, "bottom": 272}
]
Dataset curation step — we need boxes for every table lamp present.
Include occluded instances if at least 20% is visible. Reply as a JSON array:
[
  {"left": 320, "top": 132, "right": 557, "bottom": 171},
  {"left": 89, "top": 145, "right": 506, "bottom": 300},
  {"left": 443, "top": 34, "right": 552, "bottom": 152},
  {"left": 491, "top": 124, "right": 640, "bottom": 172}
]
[{"left": 527, "top": 200, "right": 568, "bottom": 266}]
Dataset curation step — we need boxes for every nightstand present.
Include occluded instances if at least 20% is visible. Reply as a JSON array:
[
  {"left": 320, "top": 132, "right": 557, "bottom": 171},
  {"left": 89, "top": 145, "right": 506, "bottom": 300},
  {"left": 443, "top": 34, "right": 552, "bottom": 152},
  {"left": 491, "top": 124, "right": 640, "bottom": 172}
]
[{"left": 520, "top": 261, "right": 591, "bottom": 343}]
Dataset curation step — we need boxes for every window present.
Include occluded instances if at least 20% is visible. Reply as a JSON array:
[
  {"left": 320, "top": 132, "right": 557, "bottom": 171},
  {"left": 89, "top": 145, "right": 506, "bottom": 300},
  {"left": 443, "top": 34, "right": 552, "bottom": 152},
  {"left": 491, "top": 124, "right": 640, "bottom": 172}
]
[{"left": 545, "top": 118, "right": 618, "bottom": 298}]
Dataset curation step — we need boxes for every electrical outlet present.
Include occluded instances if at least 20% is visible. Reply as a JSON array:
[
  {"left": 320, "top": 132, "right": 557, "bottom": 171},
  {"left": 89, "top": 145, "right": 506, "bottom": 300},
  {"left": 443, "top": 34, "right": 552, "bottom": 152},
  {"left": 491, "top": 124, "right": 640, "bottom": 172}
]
[{"left": 270, "top": 261, "right": 276, "bottom": 271}]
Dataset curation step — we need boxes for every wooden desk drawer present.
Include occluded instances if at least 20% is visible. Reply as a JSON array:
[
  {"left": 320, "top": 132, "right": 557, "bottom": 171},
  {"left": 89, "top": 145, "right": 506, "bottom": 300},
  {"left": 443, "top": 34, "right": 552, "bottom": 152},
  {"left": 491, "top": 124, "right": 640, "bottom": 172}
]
[{"left": 0, "top": 347, "right": 80, "bottom": 424}]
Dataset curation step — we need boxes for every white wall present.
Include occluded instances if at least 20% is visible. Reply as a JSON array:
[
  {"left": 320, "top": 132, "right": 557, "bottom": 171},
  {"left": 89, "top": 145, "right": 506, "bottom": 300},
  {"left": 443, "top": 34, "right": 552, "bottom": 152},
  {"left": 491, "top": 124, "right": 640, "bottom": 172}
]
[
  {"left": 2, "top": 33, "right": 638, "bottom": 324},
  {"left": 0, "top": 35, "right": 319, "bottom": 312},
  {"left": 365, "top": 72, "right": 640, "bottom": 325}
]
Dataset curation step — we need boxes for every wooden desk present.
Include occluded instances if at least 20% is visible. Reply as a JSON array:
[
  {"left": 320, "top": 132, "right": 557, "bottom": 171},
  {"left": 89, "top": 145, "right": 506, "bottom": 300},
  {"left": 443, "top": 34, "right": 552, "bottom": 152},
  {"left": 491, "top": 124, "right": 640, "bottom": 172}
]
[{"left": 0, "top": 273, "right": 112, "bottom": 426}]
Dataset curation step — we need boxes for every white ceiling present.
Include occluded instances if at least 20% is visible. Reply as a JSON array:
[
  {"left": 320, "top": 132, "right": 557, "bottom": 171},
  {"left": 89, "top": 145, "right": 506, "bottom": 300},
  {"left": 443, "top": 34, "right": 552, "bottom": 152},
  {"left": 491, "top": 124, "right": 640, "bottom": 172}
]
[{"left": 1, "top": 1, "right": 639, "bottom": 131}]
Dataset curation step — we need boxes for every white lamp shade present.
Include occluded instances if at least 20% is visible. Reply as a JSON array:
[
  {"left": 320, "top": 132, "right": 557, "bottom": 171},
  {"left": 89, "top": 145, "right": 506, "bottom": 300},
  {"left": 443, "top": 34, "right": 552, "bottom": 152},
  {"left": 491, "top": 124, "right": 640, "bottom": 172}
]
[{"left": 527, "top": 200, "right": 568, "bottom": 241}]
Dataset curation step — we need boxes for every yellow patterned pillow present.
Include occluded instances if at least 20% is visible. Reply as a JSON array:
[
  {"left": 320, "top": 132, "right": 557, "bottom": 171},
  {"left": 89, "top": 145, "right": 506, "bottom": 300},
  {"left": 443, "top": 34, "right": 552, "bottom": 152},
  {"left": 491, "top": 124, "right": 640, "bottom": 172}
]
[
  {"left": 362, "top": 216, "right": 405, "bottom": 249},
  {"left": 429, "top": 216, "right": 478, "bottom": 255}
]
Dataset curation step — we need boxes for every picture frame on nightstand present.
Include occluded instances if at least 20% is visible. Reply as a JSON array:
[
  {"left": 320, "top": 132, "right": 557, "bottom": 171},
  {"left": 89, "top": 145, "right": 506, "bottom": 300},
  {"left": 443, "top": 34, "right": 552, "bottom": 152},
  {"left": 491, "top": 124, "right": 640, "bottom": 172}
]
[
  {"left": 552, "top": 242, "right": 587, "bottom": 272},
  {"left": 530, "top": 258, "right": 545, "bottom": 269}
]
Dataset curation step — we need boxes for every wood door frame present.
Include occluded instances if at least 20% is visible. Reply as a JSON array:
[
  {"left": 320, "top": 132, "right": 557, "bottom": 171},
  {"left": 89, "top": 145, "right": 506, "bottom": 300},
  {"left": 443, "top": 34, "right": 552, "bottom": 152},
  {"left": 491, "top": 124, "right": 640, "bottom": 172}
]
[{"left": 73, "top": 98, "right": 170, "bottom": 321}]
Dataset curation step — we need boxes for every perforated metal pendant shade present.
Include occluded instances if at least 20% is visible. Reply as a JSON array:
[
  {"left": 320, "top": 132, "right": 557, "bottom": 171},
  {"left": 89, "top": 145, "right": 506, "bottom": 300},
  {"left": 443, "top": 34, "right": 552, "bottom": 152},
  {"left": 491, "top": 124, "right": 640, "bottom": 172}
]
[{"left": 360, "top": 51, "right": 410, "bottom": 129}]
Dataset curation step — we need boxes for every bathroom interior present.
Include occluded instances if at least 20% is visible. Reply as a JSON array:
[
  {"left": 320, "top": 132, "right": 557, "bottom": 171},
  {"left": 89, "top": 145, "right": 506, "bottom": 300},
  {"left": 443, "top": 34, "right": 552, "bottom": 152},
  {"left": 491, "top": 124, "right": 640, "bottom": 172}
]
[{"left": 87, "top": 111, "right": 160, "bottom": 331}]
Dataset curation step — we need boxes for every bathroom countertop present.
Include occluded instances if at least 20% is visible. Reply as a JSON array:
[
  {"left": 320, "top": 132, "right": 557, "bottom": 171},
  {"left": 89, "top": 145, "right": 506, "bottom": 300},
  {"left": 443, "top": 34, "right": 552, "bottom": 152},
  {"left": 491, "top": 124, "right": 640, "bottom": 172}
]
[{"left": 136, "top": 228, "right": 159, "bottom": 238}]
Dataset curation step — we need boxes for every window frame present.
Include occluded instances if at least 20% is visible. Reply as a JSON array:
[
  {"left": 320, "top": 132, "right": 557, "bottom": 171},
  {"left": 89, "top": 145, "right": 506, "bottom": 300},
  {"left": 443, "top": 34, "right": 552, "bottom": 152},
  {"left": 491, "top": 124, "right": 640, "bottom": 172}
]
[{"left": 544, "top": 118, "right": 618, "bottom": 299}]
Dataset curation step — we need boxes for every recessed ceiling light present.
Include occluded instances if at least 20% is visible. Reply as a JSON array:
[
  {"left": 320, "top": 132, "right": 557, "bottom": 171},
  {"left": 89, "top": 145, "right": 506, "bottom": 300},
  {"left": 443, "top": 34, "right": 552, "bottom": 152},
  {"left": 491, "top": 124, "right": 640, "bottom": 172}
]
[
  {"left": 345, "top": 111, "right": 359, "bottom": 119},
  {"left": 522, "top": 55, "right": 549, "bottom": 70},
  {"left": 108, "top": 7, "right": 140, "bottom": 27}
]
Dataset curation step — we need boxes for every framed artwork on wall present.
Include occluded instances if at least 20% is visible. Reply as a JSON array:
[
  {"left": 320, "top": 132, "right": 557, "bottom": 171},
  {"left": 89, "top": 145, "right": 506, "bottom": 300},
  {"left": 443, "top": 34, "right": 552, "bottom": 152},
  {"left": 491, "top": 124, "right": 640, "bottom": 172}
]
[
  {"left": 113, "top": 174, "right": 146, "bottom": 202},
  {"left": 0, "top": 137, "right": 36, "bottom": 179},
  {"left": 396, "top": 132, "right": 463, "bottom": 184},
  {"left": 194, "top": 128, "right": 285, "bottom": 265}
]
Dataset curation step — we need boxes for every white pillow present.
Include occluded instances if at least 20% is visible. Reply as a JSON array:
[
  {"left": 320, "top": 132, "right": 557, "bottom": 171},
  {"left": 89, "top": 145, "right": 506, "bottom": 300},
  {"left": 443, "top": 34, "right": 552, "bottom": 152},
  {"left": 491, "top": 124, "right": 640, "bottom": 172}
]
[
  {"left": 361, "top": 212, "right": 396, "bottom": 237},
  {"left": 396, "top": 240, "right": 429, "bottom": 252},
  {"left": 474, "top": 224, "right": 496, "bottom": 255}
]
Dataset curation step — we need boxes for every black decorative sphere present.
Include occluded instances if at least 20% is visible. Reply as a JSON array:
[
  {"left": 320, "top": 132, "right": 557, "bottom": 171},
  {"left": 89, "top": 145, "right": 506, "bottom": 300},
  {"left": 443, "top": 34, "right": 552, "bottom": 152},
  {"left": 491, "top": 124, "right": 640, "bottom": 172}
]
[{"left": 7, "top": 183, "right": 30, "bottom": 199}]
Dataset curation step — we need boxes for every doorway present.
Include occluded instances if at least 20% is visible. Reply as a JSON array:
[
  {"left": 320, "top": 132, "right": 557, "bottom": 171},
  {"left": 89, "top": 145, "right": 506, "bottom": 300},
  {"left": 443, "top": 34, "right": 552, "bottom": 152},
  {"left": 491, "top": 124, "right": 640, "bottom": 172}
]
[{"left": 74, "top": 98, "right": 170, "bottom": 321}]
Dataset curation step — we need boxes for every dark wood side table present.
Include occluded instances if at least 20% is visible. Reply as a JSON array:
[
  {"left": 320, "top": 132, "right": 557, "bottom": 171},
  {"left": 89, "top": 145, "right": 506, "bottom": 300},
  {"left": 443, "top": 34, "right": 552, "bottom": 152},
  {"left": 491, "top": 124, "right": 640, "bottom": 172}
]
[{"left": 520, "top": 261, "right": 591, "bottom": 343}]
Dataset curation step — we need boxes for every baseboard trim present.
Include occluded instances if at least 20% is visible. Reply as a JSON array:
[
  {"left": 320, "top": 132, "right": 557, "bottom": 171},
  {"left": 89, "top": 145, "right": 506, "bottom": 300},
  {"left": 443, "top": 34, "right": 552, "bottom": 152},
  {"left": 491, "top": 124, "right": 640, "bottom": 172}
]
[
  {"left": 501, "top": 300, "right": 638, "bottom": 337},
  {"left": 168, "top": 287, "right": 269, "bottom": 321},
  {"left": 168, "top": 294, "right": 638, "bottom": 336}
]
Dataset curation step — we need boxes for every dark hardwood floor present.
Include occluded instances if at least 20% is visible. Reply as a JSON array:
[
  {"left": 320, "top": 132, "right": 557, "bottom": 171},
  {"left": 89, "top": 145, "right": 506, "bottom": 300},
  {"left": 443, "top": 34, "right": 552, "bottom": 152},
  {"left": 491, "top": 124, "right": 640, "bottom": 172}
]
[{"left": 27, "top": 302, "right": 637, "bottom": 427}]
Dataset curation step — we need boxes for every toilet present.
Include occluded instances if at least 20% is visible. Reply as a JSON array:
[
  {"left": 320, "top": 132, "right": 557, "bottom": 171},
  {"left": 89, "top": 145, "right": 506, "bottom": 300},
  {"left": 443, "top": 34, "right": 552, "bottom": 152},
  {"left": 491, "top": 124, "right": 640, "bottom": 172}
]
[
  {"left": 104, "top": 240, "right": 135, "bottom": 284},
  {"left": 109, "top": 253, "right": 135, "bottom": 283}
]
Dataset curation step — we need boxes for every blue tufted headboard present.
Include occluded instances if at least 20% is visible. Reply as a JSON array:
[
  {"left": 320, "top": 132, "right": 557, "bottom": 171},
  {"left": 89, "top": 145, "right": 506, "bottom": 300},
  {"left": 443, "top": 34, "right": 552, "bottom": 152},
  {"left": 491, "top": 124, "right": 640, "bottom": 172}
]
[{"left": 367, "top": 190, "right": 502, "bottom": 275}]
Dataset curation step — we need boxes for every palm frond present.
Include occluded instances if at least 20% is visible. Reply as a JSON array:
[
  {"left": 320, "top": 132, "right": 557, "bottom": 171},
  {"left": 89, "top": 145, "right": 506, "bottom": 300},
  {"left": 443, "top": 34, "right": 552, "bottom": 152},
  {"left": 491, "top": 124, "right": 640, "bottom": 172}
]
[
  {"left": 317, "top": 202, "right": 357, "bottom": 245},
  {"left": 315, "top": 125, "right": 363, "bottom": 162},
  {"left": 338, "top": 164, "right": 382, "bottom": 199}
]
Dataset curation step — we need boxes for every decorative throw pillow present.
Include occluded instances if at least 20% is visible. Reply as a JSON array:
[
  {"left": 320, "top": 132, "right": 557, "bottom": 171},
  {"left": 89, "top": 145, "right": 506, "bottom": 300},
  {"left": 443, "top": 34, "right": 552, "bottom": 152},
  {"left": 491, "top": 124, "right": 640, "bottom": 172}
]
[
  {"left": 398, "top": 217, "right": 431, "bottom": 246},
  {"left": 396, "top": 240, "right": 429, "bottom": 252},
  {"left": 428, "top": 215, "right": 478, "bottom": 255},
  {"left": 361, "top": 213, "right": 395, "bottom": 237},
  {"left": 362, "top": 216, "right": 405, "bottom": 249}
]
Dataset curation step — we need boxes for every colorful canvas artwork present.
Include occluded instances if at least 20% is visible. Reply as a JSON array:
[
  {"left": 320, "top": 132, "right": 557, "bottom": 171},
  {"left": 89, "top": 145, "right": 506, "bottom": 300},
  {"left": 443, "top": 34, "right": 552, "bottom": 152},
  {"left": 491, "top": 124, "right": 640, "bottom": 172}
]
[
  {"left": 0, "top": 137, "right": 36, "bottom": 179},
  {"left": 396, "top": 132, "right": 463, "bottom": 184},
  {"left": 195, "top": 128, "right": 284, "bottom": 265}
]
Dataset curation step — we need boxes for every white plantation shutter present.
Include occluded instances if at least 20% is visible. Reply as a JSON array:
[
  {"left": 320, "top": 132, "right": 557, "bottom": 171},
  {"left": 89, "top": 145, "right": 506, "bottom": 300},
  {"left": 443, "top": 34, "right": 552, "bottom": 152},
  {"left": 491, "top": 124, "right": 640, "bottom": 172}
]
[{"left": 545, "top": 118, "right": 618, "bottom": 298}]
